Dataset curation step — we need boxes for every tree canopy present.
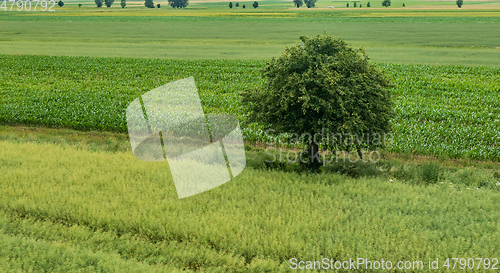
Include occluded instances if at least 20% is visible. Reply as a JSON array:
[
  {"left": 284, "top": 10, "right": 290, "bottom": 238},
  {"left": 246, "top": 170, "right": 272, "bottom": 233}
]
[
  {"left": 304, "top": 0, "right": 315, "bottom": 7},
  {"left": 168, "top": 0, "right": 188, "bottom": 8},
  {"left": 241, "top": 35, "right": 393, "bottom": 167},
  {"left": 293, "top": 0, "right": 303, "bottom": 7}
]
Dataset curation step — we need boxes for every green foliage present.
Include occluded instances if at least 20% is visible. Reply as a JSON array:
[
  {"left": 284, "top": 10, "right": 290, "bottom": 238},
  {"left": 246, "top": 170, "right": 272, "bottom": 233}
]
[
  {"left": 252, "top": 1, "right": 258, "bottom": 8},
  {"left": 346, "top": 2, "right": 349, "bottom": 7},
  {"left": 367, "top": 1, "right": 370, "bottom": 6},
  {"left": 157, "top": 3, "right": 160, "bottom": 7},
  {"left": 229, "top": 1, "right": 232, "bottom": 8},
  {"left": 57, "top": 0, "right": 64, "bottom": 7},
  {"left": 456, "top": 0, "right": 463, "bottom": 8},
  {"left": 168, "top": 0, "right": 188, "bottom": 8},
  {"left": 145, "top": 0, "right": 154, "bottom": 8},
  {"left": 323, "top": 160, "right": 382, "bottom": 178},
  {"left": 235, "top": 2, "right": 239, "bottom": 7},
  {"left": 449, "top": 168, "right": 490, "bottom": 188},
  {"left": 420, "top": 161, "right": 440, "bottom": 184},
  {"left": 94, "top": 0, "right": 102, "bottom": 7},
  {"left": 78, "top": 3, "right": 82, "bottom": 7},
  {"left": 293, "top": 0, "right": 303, "bottom": 7},
  {"left": 304, "top": 0, "right": 315, "bottom": 7},
  {"left": 402, "top": 2, "right": 405, "bottom": 6},
  {"left": 242, "top": 4, "right": 245, "bottom": 8},
  {"left": 353, "top": 1, "right": 357, "bottom": 7},
  {"left": 382, "top": 0, "right": 390, "bottom": 6},
  {"left": 105, "top": 0, "right": 114, "bottom": 7},
  {"left": 241, "top": 35, "right": 393, "bottom": 162},
  {"left": 120, "top": 0, "right": 125, "bottom": 8}
]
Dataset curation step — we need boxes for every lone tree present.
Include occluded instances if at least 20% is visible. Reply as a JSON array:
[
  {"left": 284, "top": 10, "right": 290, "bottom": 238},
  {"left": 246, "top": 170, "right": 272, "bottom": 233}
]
[
  {"left": 353, "top": 1, "right": 356, "bottom": 7},
  {"left": 382, "top": 0, "right": 390, "bottom": 6},
  {"left": 58, "top": 0, "right": 64, "bottom": 6},
  {"left": 105, "top": 0, "right": 114, "bottom": 7},
  {"left": 78, "top": 3, "right": 82, "bottom": 7},
  {"left": 241, "top": 35, "right": 393, "bottom": 169},
  {"left": 229, "top": 1, "right": 232, "bottom": 7},
  {"left": 346, "top": 2, "right": 349, "bottom": 7},
  {"left": 242, "top": 4, "right": 245, "bottom": 8},
  {"left": 304, "top": 0, "right": 315, "bottom": 7},
  {"left": 252, "top": 1, "right": 258, "bottom": 8},
  {"left": 145, "top": 0, "right": 154, "bottom": 7},
  {"left": 95, "top": 0, "right": 103, "bottom": 7},
  {"left": 293, "top": 0, "right": 303, "bottom": 7},
  {"left": 235, "top": 2, "right": 239, "bottom": 7},
  {"left": 456, "top": 0, "right": 463, "bottom": 7},
  {"left": 367, "top": 1, "right": 370, "bottom": 6},
  {"left": 121, "top": 0, "right": 126, "bottom": 8},
  {"left": 168, "top": 0, "right": 188, "bottom": 7}
]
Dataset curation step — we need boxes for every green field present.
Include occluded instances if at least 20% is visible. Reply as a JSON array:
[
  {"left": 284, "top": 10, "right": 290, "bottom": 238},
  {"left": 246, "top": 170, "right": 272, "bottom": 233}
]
[
  {"left": 1, "top": 2, "right": 500, "bottom": 272},
  {"left": 1, "top": 6, "right": 500, "bottom": 65}
]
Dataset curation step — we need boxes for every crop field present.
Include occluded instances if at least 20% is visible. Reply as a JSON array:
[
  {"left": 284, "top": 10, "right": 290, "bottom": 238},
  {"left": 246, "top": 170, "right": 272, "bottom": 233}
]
[
  {"left": 1, "top": 1, "right": 500, "bottom": 272},
  {"left": 1, "top": 55, "right": 499, "bottom": 160}
]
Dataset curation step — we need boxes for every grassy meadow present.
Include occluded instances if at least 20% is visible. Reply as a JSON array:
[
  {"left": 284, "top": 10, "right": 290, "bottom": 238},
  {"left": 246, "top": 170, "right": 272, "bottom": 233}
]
[{"left": 1, "top": 1, "right": 500, "bottom": 272}]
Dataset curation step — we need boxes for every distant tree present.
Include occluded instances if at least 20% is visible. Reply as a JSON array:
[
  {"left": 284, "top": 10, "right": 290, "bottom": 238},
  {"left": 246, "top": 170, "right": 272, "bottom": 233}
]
[
  {"left": 242, "top": 4, "right": 245, "bottom": 8},
  {"left": 293, "top": 0, "right": 303, "bottom": 7},
  {"left": 121, "top": 0, "right": 125, "bottom": 7},
  {"left": 105, "top": 0, "right": 114, "bottom": 7},
  {"left": 359, "top": 4, "right": 362, "bottom": 7},
  {"left": 252, "top": 0, "right": 258, "bottom": 7},
  {"left": 78, "top": 3, "right": 82, "bottom": 6},
  {"left": 456, "top": 0, "right": 462, "bottom": 7},
  {"left": 157, "top": 3, "right": 160, "bottom": 7},
  {"left": 402, "top": 2, "right": 405, "bottom": 6},
  {"left": 382, "top": 0, "right": 390, "bottom": 6},
  {"left": 58, "top": 0, "right": 64, "bottom": 6},
  {"left": 366, "top": 1, "right": 370, "bottom": 6},
  {"left": 346, "top": 2, "right": 349, "bottom": 7},
  {"left": 304, "top": 0, "right": 315, "bottom": 7},
  {"left": 353, "top": 1, "right": 356, "bottom": 7},
  {"left": 229, "top": 1, "right": 232, "bottom": 7},
  {"left": 235, "top": 2, "right": 239, "bottom": 6},
  {"left": 95, "top": 0, "right": 103, "bottom": 7},
  {"left": 145, "top": 0, "right": 154, "bottom": 7},
  {"left": 168, "top": 0, "right": 188, "bottom": 7}
]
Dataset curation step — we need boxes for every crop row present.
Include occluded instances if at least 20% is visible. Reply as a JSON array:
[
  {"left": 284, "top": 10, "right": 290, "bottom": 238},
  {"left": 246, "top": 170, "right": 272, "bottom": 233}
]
[{"left": 0, "top": 55, "right": 499, "bottom": 160}]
